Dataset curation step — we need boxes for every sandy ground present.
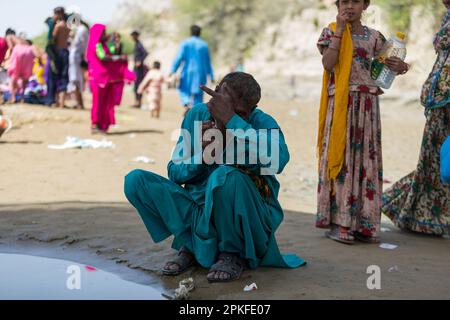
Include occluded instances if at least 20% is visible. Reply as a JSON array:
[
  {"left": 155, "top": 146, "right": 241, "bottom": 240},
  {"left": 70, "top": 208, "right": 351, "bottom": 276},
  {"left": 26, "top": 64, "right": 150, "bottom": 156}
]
[{"left": 1, "top": 87, "right": 449, "bottom": 299}]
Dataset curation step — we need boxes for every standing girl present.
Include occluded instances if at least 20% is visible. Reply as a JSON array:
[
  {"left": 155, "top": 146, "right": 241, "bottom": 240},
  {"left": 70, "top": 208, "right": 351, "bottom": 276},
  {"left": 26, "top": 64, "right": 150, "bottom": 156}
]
[{"left": 316, "top": 0, "right": 409, "bottom": 244}]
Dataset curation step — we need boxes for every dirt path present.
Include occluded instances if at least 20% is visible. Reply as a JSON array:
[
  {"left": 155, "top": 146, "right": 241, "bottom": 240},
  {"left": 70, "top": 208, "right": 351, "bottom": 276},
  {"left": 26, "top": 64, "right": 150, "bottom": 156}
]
[{"left": 1, "top": 89, "right": 448, "bottom": 299}]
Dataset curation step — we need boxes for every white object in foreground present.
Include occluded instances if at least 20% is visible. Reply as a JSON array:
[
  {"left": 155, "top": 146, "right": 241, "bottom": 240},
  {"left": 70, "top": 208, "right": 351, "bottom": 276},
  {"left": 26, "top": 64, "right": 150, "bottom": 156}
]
[
  {"left": 379, "top": 243, "right": 398, "bottom": 250},
  {"left": 48, "top": 136, "right": 116, "bottom": 150},
  {"left": 244, "top": 283, "right": 258, "bottom": 292},
  {"left": 133, "top": 156, "right": 156, "bottom": 164}
]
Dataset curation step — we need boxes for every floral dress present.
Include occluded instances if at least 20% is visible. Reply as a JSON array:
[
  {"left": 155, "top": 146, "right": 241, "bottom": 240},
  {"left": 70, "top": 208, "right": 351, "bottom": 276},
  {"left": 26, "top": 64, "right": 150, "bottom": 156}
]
[
  {"left": 382, "top": 11, "right": 450, "bottom": 236},
  {"left": 316, "top": 26, "right": 387, "bottom": 239}
]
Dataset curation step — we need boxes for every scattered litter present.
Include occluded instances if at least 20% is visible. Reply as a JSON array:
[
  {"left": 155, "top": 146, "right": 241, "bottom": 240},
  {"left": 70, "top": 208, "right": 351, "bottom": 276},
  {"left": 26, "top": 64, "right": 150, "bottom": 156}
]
[
  {"left": 129, "top": 134, "right": 136, "bottom": 139},
  {"left": 115, "top": 248, "right": 126, "bottom": 253},
  {"left": 288, "top": 110, "right": 299, "bottom": 117},
  {"left": 380, "top": 227, "right": 392, "bottom": 232},
  {"left": 379, "top": 243, "right": 398, "bottom": 250},
  {"left": 244, "top": 283, "right": 258, "bottom": 292},
  {"left": 174, "top": 278, "right": 195, "bottom": 300},
  {"left": 48, "top": 136, "right": 115, "bottom": 150},
  {"left": 388, "top": 266, "right": 400, "bottom": 272},
  {"left": 85, "top": 266, "right": 97, "bottom": 272},
  {"left": 133, "top": 156, "right": 156, "bottom": 164}
]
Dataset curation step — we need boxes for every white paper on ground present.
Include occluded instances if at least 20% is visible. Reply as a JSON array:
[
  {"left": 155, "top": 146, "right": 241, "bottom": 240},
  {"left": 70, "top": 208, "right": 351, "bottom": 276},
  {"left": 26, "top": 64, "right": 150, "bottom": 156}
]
[
  {"left": 133, "top": 156, "right": 156, "bottom": 164},
  {"left": 388, "top": 266, "right": 400, "bottom": 272},
  {"left": 289, "top": 110, "right": 299, "bottom": 117},
  {"left": 379, "top": 243, "right": 398, "bottom": 250},
  {"left": 244, "top": 283, "right": 258, "bottom": 292},
  {"left": 48, "top": 136, "right": 115, "bottom": 150}
]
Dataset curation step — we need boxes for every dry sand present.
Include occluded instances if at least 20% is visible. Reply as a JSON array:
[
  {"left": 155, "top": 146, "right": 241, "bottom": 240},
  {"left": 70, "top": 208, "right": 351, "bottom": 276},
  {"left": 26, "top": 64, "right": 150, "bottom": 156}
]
[{"left": 0, "top": 88, "right": 449, "bottom": 299}]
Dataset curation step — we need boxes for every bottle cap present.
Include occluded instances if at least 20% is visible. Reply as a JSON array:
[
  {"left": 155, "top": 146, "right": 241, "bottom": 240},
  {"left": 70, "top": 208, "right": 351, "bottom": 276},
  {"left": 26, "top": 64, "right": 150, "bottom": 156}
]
[{"left": 396, "top": 32, "right": 406, "bottom": 41}]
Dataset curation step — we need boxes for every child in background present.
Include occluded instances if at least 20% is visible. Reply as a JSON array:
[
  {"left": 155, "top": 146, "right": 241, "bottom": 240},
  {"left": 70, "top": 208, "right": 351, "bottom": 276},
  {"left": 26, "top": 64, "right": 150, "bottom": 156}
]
[
  {"left": 315, "top": 0, "right": 409, "bottom": 245},
  {"left": 138, "top": 61, "right": 166, "bottom": 119}
]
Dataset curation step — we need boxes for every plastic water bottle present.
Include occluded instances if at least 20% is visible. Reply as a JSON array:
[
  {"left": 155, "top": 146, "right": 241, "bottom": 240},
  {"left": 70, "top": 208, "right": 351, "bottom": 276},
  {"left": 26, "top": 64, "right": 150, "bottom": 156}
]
[{"left": 371, "top": 32, "right": 407, "bottom": 89}]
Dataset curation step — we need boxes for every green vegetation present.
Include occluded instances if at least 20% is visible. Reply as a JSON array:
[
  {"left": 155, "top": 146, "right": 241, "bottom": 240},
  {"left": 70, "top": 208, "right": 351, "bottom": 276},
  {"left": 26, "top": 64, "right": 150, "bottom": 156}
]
[
  {"left": 373, "top": 0, "right": 446, "bottom": 31},
  {"left": 32, "top": 32, "right": 48, "bottom": 49},
  {"left": 173, "top": 0, "right": 292, "bottom": 64}
]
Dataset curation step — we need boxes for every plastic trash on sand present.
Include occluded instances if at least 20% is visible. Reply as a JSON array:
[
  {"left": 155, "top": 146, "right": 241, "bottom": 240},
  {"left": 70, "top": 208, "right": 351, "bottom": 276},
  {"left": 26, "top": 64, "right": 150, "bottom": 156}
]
[
  {"left": 85, "top": 266, "right": 97, "bottom": 272},
  {"left": 48, "top": 136, "right": 115, "bottom": 150},
  {"left": 174, "top": 278, "right": 195, "bottom": 300},
  {"left": 379, "top": 243, "right": 398, "bottom": 250},
  {"left": 133, "top": 156, "right": 156, "bottom": 164},
  {"left": 388, "top": 266, "right": 400, "bottom": 272},
  {"left": 244, "top": 283, "right": 258, "bottom": 292}
]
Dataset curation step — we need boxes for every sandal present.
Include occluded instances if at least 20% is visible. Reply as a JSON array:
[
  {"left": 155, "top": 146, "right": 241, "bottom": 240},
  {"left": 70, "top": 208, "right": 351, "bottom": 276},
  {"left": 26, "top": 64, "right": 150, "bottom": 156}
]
[
  {"left": 354, "top": 232, "right": 380, "bottom": 244},
  {"left": 207, "top": 253, "right": 246, "bottom": 283},
  {"left": 162, "top": 247, "right": 196, "bottom": 276},
  {"left": 325, "top": 226, "right": 355, "bottom": 245}
]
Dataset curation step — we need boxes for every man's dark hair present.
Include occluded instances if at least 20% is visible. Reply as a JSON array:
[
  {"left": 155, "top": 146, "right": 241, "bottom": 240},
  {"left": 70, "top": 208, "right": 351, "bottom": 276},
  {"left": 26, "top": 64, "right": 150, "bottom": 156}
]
[
  {"left": 5, "top": 28, "right": 16, "bottom": 36},
  {"left": 26, "top": 39, "right": 33, "bottom": 46},
  {"left": 190, "top": 25, "right": 201, "bottom": 37},
  {"left": 335, "top": 0, "right": 370, "bottom": 6},
  {"left": 54, "top": 6, "right": 68, "bottom": 21},
  {"left": 221, "top": 72, "right": 261, "bottom": 109},
  {"left": 54, "top": 6, "right": 65, "bottom": 15},
  {"left": 131, "top": 31, "right": 140, "bottom": 37},
  {"left": 153, "top": 61, "right": 161, "bottom": 69}
]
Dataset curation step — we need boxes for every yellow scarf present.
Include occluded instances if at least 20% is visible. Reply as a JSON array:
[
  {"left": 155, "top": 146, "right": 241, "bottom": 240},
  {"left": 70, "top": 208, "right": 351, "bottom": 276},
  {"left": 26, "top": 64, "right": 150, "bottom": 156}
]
[{"left": 317, "top": 22, "right": 353, "bottom": 180}]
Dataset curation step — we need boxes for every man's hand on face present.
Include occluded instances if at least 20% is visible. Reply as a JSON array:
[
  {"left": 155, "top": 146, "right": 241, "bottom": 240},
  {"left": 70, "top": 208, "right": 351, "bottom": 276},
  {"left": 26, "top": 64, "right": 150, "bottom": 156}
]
[
  {"left": 201, "top": 120, "right": 215, "bottom": 151},
  {"left": 200, "top": 83, "right": 236, "bottom": 127}
]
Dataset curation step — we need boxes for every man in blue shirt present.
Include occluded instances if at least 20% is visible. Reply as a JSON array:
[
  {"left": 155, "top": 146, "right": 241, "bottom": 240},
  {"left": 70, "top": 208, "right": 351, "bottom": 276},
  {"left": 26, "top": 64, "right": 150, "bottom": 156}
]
[{"left": 170, "top": 25, "right": 214, "bottom": 115}]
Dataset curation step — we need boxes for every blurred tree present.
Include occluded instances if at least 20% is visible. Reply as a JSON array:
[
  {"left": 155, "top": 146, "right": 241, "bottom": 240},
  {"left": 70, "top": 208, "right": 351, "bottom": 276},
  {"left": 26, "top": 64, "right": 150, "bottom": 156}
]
[
  {"left": 173, "top": 0, "right": 292, "bottom": 65},
  {"left": 373, "top": 0, "right": 446, "bottom": 32}
]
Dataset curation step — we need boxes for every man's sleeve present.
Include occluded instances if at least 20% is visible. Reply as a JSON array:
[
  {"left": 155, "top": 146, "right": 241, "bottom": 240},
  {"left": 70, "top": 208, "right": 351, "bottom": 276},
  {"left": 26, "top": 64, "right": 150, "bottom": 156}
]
[
  {"left": 167, "top": 109, "right": 208, "bottom": 184},
  {"left": 205, "top": 45, "right": 214, "bottom": 81},
  {"left": 225, "top": 114, "right": 290, "bottom": 175},
  {"left": 171, "top": 43, "right": 185, "bottom": 74},
  {"left": 96, "top": 43, "right": 106, "bottom": 60},
  {"left": 136, "top": 42, "right": 148, "bottom": 62}
]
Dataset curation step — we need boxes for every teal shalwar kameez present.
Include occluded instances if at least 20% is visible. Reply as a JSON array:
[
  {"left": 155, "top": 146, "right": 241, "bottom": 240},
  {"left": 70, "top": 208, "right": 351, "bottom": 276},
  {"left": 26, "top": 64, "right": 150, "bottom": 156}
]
[{"left": 124, "top": 104, "right": 305, "bottom": 269}]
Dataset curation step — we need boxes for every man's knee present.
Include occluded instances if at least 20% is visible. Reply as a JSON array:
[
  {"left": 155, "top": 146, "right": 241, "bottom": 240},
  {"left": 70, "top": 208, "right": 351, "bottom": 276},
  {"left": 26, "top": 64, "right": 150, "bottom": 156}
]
[
  {"left": 124, "top": 169, "right": 159, "bottom": 200},
  {"left": 210, "top": 167, "right": 248, "bottom": 194}
]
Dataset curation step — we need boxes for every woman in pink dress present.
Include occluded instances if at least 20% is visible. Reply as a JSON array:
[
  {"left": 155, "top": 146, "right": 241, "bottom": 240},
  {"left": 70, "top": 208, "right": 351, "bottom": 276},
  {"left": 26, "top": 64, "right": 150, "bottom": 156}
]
[
  {"left": 7, "top": 37, "right": 35, "bottom": 103},
  {"left": 86, "top": 24, "right": 135, "bottom": 134}
]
